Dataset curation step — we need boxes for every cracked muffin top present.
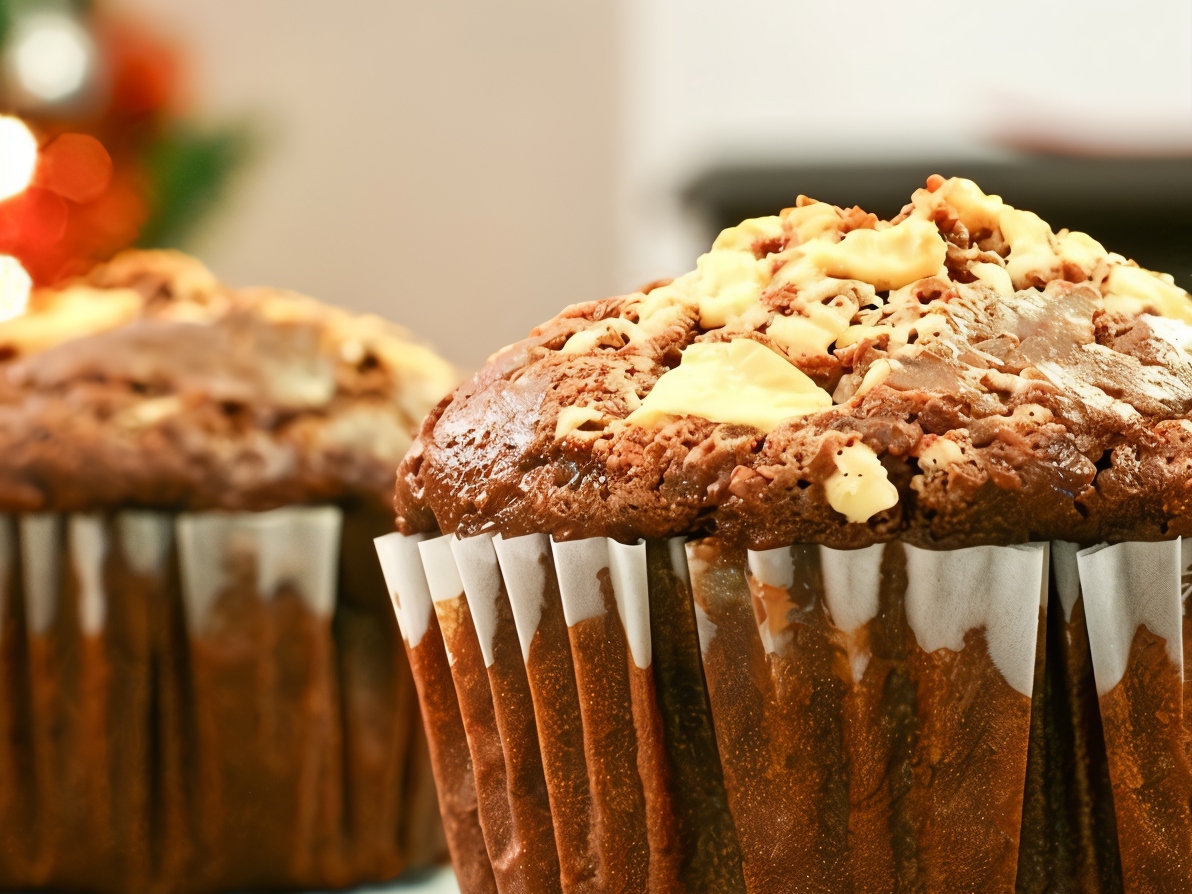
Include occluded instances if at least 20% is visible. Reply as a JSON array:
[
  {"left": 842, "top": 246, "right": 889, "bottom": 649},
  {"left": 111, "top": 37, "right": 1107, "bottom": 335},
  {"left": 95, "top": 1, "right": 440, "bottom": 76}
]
[
  {"left": 0, "top": 250, "right": 457, "bottom": 513},
  {"left": 397, "top": 176, "right": 1192, "bottom": 550}
]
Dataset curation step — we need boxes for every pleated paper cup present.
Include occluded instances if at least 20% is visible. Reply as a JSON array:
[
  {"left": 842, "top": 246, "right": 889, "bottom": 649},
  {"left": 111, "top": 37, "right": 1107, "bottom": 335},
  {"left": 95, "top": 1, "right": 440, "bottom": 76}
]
[
  {"left": 1014, "top": 542, "right": 1121, "bottom": 893},
  {"left": 375, "top": 532, "right": 499, "bottom": 894},
  {"left": 0, "top": 506, "right": 441, "bottom": 893},
  {"left": 688, "top": 538, "right": 1049, "bottom": 893},
  {"left": 1071, "top": 539, "right": 1192, "bottom": 894},
  {"left": 376, "top": 531, "right": 743, "bottom": 894},
  {"left": 378, "top": 527, "right": 1192, "bottom": 894}
]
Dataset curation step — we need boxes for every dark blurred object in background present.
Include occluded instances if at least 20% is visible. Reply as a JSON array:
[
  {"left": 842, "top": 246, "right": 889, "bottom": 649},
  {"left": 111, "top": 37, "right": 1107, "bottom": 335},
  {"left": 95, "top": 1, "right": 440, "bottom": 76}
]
[
  {"left": 687, "top": 157, "right": 1192, "bottom": 292},
  {"left": 0, "top": 0, "right": 248, "bottom": 294}
]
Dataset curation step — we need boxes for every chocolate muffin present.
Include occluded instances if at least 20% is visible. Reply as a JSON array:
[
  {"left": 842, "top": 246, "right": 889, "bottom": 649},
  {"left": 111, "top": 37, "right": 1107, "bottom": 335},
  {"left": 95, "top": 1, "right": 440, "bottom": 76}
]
[
  {"left": 378, "top": 177, "right": 1192, "bottom": 893},
  {"left": 0, "top": 250, "right": 458, "bottom": 892}
]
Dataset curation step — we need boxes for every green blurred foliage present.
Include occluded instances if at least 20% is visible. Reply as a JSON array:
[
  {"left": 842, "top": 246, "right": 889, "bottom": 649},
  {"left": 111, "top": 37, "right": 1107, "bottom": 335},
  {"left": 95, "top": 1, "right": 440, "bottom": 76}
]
[
  {"left": 0, "top": 0, "right": 255, "bottom": 253},
  {"left": 137, "top": 124, "right": 253, "bottom": 249}
]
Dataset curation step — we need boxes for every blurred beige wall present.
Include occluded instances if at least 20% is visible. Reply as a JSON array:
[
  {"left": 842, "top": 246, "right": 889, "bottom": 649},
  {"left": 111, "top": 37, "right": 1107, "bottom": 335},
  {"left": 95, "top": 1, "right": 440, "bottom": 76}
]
[{"left": 120, "top": 0, "right": 620, "bottom": 370}]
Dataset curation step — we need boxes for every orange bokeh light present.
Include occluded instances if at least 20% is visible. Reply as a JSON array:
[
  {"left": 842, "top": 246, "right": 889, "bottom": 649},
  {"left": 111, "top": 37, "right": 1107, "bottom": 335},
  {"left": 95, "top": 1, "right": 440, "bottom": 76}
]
[
  {"left": 0, "top": 123, "right": 144, "bottom": 286},
  {"left": 36, "top": 133, "right": 114, "bottom": 204}
]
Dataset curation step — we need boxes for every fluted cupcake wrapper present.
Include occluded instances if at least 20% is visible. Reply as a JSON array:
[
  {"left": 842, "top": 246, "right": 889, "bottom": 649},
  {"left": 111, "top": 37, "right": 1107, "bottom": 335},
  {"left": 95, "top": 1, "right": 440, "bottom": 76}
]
[
  {"left": 1013, "top": 541, "right": 1121, "bottom": 894},
  {"left": 685, "top": 538, "right": 1048, "bottom": 894},
  {"left": 376, "top": 531, "right": 743, "bottom": 894},
  {"left": 376, "top": 532, "right": 499, "bottom": 894},
  {"left": 0, "top": 507, "right": 441, "bottom": 893},
  {"left": 1065, "top": 539, "right": 1192, "bottom": 894},
  {"left": 378, "top": 530, "right": 1192, "bottom": 894}
]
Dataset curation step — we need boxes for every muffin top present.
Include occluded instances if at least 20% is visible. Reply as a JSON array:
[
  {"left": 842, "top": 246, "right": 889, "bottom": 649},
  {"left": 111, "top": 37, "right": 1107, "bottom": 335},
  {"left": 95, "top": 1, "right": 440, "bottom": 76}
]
[
  {"left": 0, "top": 250, "right": 457, "bottom": 513},
  {"left": 398, "top": 176, "right": 1192, "bottom": 550}
]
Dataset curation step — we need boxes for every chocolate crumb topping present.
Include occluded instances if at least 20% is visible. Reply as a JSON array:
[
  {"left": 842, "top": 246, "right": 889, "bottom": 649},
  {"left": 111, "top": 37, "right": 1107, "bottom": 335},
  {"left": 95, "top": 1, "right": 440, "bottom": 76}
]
[{"left": 398, "top": 177, "right": 1192, "bottom": 549}]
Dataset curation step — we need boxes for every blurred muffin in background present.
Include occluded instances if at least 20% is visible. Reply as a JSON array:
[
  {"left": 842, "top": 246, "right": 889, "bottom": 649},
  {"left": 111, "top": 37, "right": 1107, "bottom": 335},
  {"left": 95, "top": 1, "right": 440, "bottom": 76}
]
[{"left": 0, "top": 250, "right": 457, "bottom": 892}]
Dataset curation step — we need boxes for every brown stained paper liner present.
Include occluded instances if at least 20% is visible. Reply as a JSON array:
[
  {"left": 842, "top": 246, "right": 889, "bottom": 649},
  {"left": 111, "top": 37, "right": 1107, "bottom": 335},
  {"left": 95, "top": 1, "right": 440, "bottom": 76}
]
[
  {"left": 375, "top": 532, "right": 499, "bottom": 894},
  {"left": 494, "top": 533, "right": 741, "bottom": 893},
  {"left": 495, "top": 533, "right": 602, "bottom": 893},
  {"left": 451, "top": 533, "right": 563, "bottom": 892},
  {"left": 688, "top": 538, "right": 1046, "bottom": 894},
  {"left": 375, "top": 529, "right": 753, "bottom": 894},
  {"left": 177, "top": 508, "right": 346, "bottom": 887},
  {"left": 420, "top": 534, "right": 562, "bottom": 894},
  {"left": 1015, "top": 542, "right": 1122, "bottom": 894},
  {"left": 396, "top": 528, "right": 1192, "bottom": 894},
  {"left": 0, "top": 507, "right": 441, "bottom": 894},
  {"left": 1078, "top": 539, "right": 1192, "bottom": 894}
]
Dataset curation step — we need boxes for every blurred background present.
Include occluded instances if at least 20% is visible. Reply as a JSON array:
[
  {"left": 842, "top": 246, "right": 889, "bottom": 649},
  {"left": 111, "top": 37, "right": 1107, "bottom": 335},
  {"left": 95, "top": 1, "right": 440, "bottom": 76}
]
[{"left": 1, "top": 0, "right": 1190, "bottom": 369}]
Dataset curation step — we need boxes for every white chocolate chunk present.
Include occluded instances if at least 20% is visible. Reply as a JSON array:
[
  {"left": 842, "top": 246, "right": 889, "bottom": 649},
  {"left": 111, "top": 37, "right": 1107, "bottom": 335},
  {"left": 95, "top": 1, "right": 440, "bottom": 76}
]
[
  {"left": 0, "top": 287, "right": 141, "bottom": 356},
  {"left": 0, "top": 287, "right": 141, "bottom": 357},
  {"left": 767, "top": 301, "right": 853, "bottom": 358},
  {"left": 970, "top": 262, "right": 1013, "bottom": 297},
  {"left": 918, "top": 436, "right": 966, "bottom": 472},
  {"left": 634, "top": 278, "right": 697, "bottom": 334},
  {"left": 912, "top": 312, "right": 952, "bottom": 344},
  {"left": 936, "top": 177, "right": 1006, "bottom": 234},
  {"left": 778, "top": 217, "right": 947, "bottom": 292},
  {"left": 1002, "top": 209, "right": 1059, "bottom": 287},
  {"left": 929, "top": 178, "right": 1107, "bottom": 292},
  {"left": 783, "top": 201, "right": 845, "bottom": 243},
  {"left": 711, "top": 215, "right": 784, "bottom": 253},
  {"left": 1104, "top": 265, "right": 1192, "bottom": 324},
  {"left": 825, "top": 442, "right": 899, "bottom": 523},
  {"left": 115, "top": 396, "right": 183, "bottom": 430},
  {"left": 853, "top": 358, "right": 892, "bottom": 399},
  {"left": 1057, "top": 230, "right": 1108, "bottom": 277},
  {"left": 561, "top": 317, "right": 644, "bottom": 354},
  {"left": 1145, "top": 313, "right": 1192, "bottom": 352},
  {"left": 694, "top": 250, "right": 770, "bottom": 328},
  {"left": 555, "top": 405, "right": 607, "bottom": 440},
  {"left": 835, "top": 323, "right": 895, "bottom": 349},
  {"left": 628, "top": 339, "right": 832, "bottom": 433}
]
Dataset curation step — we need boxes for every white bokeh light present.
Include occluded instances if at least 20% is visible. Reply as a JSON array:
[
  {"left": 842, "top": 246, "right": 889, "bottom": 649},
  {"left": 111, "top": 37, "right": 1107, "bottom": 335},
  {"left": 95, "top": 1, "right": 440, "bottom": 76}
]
[
  {"left": 9, "top": 12, "right": 93, "bottom": 104},
  {"left": 0, "top": 115, "right": 38, "bottom": 202},
  {"left": 0, "top": 255, "right": 32, "bottom": 323}
]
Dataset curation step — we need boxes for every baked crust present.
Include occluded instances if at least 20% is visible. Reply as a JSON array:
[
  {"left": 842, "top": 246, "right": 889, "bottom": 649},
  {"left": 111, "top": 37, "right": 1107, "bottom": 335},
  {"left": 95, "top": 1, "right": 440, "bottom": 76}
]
[
  {"left": 398, "top": 178, "right": 1192, "bottom": 549},
  {"left": 0, "top": 250, "right": 458, "bottom": 512}
]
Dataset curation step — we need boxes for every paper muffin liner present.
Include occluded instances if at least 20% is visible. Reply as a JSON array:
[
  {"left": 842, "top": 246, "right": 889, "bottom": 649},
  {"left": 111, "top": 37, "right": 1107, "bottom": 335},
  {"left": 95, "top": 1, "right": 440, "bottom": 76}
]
[
  {"left": 375, "top": 532, "right": 499, "bottom": 894},
  {"left": 377, "top": 531, "right": 743, "bottom": 894},
  {"left": 1069, "top": 539, "right": 1192, "bottom": 892},
  {"left": 377, "top": 528, "right": 1192, "bottom": 893},
  {"left": 687, "top": 538, "right": 1050, "bottom": 892},
  {"left": 1015, "top": 541, "right": 1121, "bottom": 894},
  {"left": 0, "top": 506, "right": 443, "bottom": 893}
]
